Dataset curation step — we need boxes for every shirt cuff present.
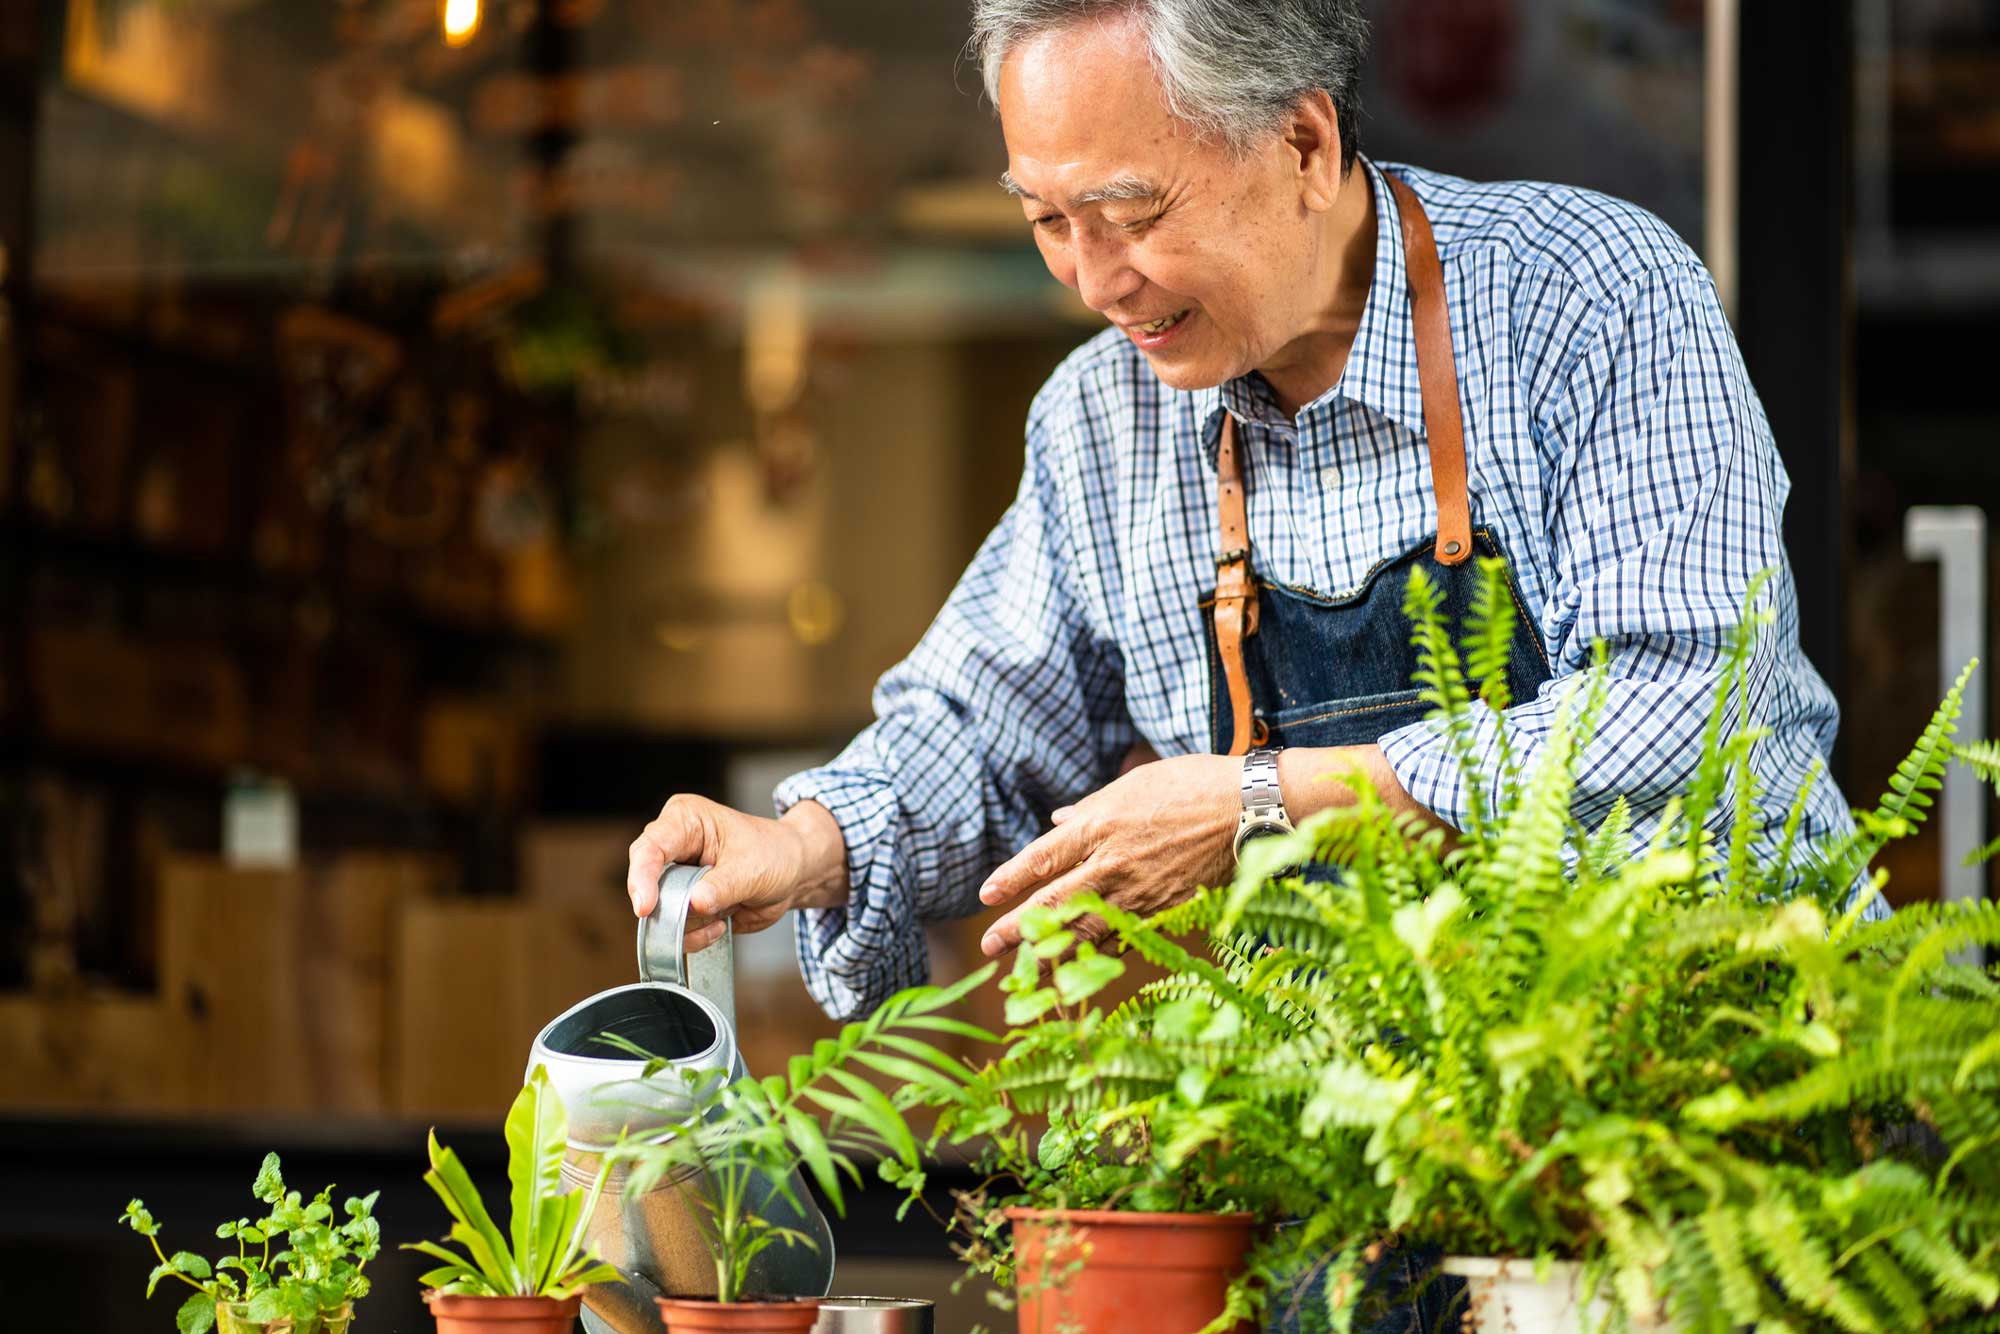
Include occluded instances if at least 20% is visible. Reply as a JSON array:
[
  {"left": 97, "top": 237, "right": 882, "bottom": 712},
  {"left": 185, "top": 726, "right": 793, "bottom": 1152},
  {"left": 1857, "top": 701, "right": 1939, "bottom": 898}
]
[
  {"left": 773, "top": 767, "right": 928, "bottom": 1020},
  {"left": 1377, "top": 713, "right": 1496, "bottom": 835}
]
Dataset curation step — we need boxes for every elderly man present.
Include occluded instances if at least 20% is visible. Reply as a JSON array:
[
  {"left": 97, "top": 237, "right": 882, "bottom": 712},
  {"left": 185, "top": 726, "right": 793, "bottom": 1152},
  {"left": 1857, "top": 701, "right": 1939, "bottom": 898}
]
[{"left": 627, "top": 0, "right": 1860, "bottom": 1024}]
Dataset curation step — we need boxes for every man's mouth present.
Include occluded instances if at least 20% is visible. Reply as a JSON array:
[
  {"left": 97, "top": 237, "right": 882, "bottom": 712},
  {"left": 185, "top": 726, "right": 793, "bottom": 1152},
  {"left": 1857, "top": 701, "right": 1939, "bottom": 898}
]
[{"left": 1132, "top": 309, "right": 1190, "bottom": 335}]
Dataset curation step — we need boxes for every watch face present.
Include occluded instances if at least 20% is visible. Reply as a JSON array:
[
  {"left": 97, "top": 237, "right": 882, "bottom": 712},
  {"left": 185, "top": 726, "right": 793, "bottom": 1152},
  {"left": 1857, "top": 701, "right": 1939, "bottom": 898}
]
[{"left": 1233, "top": 816, "right": 1294, "bottom": 860}]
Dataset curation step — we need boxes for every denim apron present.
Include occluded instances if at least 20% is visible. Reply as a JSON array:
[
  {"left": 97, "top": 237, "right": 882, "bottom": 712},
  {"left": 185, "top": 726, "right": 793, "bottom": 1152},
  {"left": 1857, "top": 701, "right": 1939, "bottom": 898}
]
[{"left": 1199, "top": 171, "right": 1554, "bottom": 1334}]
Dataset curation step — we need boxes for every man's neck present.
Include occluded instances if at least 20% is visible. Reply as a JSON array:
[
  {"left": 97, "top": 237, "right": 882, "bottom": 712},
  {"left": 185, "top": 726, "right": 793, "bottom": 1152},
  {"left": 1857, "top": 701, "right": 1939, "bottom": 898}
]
[{"left": 1257, "top": 165, "right": 1379, "bottom": 418}]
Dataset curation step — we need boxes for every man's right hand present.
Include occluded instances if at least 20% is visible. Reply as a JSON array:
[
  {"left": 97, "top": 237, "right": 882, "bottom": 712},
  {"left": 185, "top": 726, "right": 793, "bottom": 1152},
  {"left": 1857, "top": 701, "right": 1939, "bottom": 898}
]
[{"left": 625, "top": 795, "right": 851, "bottom": 953}]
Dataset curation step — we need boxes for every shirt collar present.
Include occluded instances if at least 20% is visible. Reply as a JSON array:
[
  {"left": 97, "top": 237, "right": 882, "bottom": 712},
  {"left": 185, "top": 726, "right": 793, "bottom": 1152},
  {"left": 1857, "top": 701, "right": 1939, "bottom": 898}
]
[{"left": 1197, "top": 158, "right": 1427, "bottom": 467}]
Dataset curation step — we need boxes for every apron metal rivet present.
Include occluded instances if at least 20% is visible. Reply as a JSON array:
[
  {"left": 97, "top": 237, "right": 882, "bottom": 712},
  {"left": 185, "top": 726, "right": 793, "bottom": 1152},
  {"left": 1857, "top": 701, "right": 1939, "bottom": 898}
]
[{"left": 1443, "top": 540, "right": 1463, "bottom": 556}]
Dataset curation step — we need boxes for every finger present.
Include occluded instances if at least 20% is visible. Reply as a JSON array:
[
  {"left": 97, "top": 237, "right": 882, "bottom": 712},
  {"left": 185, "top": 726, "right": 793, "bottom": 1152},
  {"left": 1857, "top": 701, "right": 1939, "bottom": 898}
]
[
  {"left": 979, "top": 820, "right": 1093, "bottom": 909},
  {"left": 684, "top": 919, "right": 729, "bottom": 954},
  {"left": 626, "top": 799, "right": 707, "bottom": 916},
  {"left": 1050, "top": 805, "right": 1077, "bottom": 824},
  {"left": 628, "top": 832, "right": 669, "bottom": 917},
  {"left": 981, "top": 863, "right": 1102, "bottom": 957}
]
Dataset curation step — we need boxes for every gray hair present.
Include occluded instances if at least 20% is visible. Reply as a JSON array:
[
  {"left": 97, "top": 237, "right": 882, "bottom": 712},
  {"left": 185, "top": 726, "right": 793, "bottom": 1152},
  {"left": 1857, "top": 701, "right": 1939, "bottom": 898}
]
[{"left": 969, "top": 0, "right": 1369, "bottom": 168}]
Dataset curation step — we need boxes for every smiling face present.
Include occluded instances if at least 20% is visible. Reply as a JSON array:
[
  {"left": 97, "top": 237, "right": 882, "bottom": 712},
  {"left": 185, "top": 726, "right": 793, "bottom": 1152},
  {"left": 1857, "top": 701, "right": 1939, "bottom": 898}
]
[{"left": 996, "top": 13, "right": 1369, "bottom": 406}]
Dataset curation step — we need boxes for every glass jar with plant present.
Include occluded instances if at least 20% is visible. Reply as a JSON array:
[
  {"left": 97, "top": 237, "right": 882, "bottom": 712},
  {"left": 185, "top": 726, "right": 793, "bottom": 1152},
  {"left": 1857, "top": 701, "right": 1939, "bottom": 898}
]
[
  {"left": 402, "top": 1065, "right": 624, "bottom": 1333},
  {"left": 598, "top": 965, "right": 996, "bottom": 1334},
  {"left": 119, "top": 1153, "right": 379, "bottom": 1334},
  {"left": 1025, "top": 561, "right": 2000, "bottom": 1333}
]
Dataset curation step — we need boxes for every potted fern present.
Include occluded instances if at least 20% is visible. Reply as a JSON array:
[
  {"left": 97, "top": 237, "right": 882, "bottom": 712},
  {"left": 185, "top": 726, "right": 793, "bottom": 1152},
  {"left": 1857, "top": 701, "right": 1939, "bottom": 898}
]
[
  {"left": 601, "top": 966, "right": 997, "bottom": 1333},
  {"left": 120, "top": 1154, "right": 379, "bottom": 1334},
  {"left": 404, "top": 1065, "right": 625, "bottom": 1332},
  {"left": 933, "top": 919, "right": 1366, "bottom": 1334},
  {"left": 1036, "top": 561, "right": 2000, "bottom": 1332}
]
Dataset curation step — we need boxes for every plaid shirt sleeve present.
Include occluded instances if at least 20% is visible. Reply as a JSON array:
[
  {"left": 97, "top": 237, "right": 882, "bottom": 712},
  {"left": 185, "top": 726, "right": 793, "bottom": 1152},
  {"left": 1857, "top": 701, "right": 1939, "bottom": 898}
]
[
  {"left": 1378, "top": 261, "right": 1871, "bottom": 906},
  {"left": 772, "top": 408, "right": 1135, "bottom": 1020}
]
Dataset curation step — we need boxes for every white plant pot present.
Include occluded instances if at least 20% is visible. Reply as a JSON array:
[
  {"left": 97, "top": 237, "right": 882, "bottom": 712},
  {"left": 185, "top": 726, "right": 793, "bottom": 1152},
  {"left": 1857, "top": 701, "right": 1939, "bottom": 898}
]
[{"left": 1442, "top": 1257, "right": 1668, "bottom": 1333}]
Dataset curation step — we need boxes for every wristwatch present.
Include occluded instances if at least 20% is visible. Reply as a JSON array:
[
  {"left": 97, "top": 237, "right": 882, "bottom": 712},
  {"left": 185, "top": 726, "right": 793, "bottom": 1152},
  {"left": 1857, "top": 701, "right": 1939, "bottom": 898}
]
[{"left": 1232, "top": 746, "right": 1294, "bottom": 860}]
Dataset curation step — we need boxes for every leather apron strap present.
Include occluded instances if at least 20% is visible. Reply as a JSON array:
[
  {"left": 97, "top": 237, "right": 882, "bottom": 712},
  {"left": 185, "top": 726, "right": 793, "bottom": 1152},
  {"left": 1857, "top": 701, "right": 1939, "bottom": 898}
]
[
  {"left": 1211, "top": 170, "right": 1471, "bottom": 757},
  {"left": 1214, "top": 416, "right": 1264, "bottom": 755},
  {"left": 1387, "top": 173, "right": 1475, "bottom": 567}
]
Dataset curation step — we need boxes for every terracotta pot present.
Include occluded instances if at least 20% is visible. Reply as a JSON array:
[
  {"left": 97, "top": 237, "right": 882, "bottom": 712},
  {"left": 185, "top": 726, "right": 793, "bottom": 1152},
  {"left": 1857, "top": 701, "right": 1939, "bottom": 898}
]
[
  {"left": 424, "top": 1292, "right": 583, "bottom": 1334},
  {"left": 655, "top": 1296, "right": 824, "bottom": 1332},
  {"left": 1006, "top": 1207, "right": 1257, "bottom": 1334}
]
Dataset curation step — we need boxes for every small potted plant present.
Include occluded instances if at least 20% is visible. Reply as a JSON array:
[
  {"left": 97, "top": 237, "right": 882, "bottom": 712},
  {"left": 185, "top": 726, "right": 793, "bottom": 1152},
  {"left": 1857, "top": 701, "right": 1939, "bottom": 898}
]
[
  {"left": 120, "top": 1153, "right": 379, "bottom": 1334},
  {"left": 931, "top": 913, "right": 1362, "bottom": 1334},
  {"left": 601, "top": 966, "right": 996, "bottom": 1333},
  {"left": 404, "top": 1065, "right": 625, "bottom": 1332}
]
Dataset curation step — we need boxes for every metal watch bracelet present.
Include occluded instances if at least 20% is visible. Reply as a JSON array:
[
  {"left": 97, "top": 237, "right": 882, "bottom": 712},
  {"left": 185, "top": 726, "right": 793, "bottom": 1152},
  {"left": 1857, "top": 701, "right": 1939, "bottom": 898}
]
[{"left": 1233, "top": 746, "right": 1293, "bottom": 860}]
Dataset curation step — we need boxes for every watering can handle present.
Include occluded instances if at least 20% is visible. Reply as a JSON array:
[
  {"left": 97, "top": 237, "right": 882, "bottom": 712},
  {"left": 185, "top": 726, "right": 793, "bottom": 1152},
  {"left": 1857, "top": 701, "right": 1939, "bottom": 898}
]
[{"left": 637, "top": 864, "right": 737, "bottom": 1026}]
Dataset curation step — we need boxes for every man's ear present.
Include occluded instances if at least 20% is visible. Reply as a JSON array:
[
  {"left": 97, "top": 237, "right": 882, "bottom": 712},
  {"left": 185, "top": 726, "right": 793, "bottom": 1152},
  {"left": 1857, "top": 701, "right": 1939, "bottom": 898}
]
[{"left": 1284, "top": 89, "right": 1343, "bottom": 213}]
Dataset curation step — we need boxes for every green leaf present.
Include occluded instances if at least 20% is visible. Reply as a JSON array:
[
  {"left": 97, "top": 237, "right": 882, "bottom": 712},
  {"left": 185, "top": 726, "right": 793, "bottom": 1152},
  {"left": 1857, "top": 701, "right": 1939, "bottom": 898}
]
[
  {"left": 904, "top": 961, "right": 999, "bottom": 1013},
  {"left": 251, "top": 1154, "right": 284, "bottom": 1204},
  {"left": 823, "top": 1069, "right": 919, "bottom": 1165},
  {"left": 784, "top": 1110, "right": 844, "bottom": 1213},
  {"left": 531, "top": 1189, "right": 582, "bottom": 1294},
  {"left": 176, "top": 1293, "right": 216, "bottom": 1334},
  {"left": 850, "top": 1049, "right": 959, "bottom": 1099},
  {"left": 422, "top": 1130, "right": 520, "bottom": 1293},
  {"left": 1004, "top": 988, "right": 1062, "bottom": 1024},
  {"left": 1018, "top": 904, "right": 1064, "bottom": 943},
  {"left": 893, "top": 1015, "right": 996, "bottom": 1041},
  {"left": 1029, "top": 929, "right": 1077, "bottom": 961},
  {"left": 872, "top": 1032, "right": 983, "bottom": 1083},
  {"left": 505, "top": 1066, "right": 570, "bottom": 1293},
  {"left": 1053, "top": 947, "right": 1124, "bottom": 1004}
]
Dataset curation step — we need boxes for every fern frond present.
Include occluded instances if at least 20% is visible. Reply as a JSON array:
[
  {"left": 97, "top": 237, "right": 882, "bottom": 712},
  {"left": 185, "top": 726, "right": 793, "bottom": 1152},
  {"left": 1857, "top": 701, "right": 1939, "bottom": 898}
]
[
  {"left": 1951, "top": 737, "right": 2000, "bottom": 790},
  {"left": 1403, "top": 565, "right": 1492, "bottom": 845},
  {"left": 1464, "top": 555, "right": 1518, "bottom": 715}
]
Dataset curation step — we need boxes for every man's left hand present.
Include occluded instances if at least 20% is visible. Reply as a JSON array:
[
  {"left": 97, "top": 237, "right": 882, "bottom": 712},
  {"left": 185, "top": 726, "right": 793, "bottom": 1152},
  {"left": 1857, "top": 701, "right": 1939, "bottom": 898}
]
[{"left": 977, "top": 753, "right": 1240, "bottom": 957}]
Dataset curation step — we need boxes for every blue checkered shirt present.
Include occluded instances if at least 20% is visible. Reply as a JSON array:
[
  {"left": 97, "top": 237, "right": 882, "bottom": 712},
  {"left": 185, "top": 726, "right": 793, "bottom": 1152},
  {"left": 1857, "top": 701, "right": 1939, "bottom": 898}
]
[{"left": 775, "top": 159, "right": 1869, "bottom": 1021}]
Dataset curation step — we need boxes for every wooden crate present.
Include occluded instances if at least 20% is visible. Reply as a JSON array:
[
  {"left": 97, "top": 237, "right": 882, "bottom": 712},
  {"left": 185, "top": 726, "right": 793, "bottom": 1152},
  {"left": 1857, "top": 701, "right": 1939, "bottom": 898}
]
[
  {"left": 156, "top": 854, "right": 443, "bottom": 1116},
  {"left": 0, "top": 992, "right": 167, "bottom": 1111},
  {"left": 307, "top": 854, "right": 451, "bottom": 1115},
  {"left": 390, "top": 898, "right": 632, "bottom": 1123}
]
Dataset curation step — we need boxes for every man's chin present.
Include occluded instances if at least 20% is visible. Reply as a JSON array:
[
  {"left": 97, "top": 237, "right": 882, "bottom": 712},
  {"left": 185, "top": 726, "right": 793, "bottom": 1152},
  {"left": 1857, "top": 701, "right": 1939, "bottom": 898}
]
[{"left": 1137, "top": 350, "right": 1232, "bottom": 393}]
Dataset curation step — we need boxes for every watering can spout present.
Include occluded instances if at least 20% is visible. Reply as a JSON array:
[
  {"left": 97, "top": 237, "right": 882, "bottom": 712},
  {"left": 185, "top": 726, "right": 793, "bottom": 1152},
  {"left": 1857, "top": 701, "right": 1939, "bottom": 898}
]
[{"left": 638, "top": 864, "right": 736, "bottom": 1032}]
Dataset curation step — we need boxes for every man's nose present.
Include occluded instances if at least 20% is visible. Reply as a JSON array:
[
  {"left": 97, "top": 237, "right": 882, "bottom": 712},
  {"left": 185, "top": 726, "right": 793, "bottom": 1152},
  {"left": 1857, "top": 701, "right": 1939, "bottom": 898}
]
[{"left": 1071, "top": 232, "right": 1143, "bottom": 314}]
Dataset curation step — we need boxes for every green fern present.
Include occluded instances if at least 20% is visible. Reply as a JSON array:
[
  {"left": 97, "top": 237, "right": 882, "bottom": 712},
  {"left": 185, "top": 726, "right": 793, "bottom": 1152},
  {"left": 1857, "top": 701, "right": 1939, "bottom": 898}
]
[{"left": 926, "top": 564, "right": 2000, "bottom": 1332}]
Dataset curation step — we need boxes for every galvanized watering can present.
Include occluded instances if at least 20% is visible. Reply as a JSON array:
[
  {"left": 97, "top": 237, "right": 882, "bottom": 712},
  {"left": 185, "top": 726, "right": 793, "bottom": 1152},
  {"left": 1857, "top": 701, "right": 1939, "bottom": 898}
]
[{"left": 526, "top": 864, "right": 835, "bottom": 1334}]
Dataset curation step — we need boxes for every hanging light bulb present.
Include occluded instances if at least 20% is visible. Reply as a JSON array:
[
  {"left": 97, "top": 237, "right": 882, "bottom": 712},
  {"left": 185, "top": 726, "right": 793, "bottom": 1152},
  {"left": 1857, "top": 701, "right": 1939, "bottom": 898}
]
[{"left": 441, "top": 0, "right": 481, "bottom": 47}]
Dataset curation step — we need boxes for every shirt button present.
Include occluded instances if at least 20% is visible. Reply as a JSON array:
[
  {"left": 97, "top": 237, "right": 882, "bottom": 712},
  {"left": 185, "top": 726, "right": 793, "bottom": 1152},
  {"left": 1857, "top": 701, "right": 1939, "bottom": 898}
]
[{"left": 1319, "top": 466, "right": 1339, "bottom": 489}]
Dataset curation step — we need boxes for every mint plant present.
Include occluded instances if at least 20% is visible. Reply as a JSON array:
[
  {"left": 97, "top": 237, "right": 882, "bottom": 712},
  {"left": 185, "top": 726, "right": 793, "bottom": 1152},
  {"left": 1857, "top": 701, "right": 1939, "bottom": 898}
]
[{"left": 120, "top": 1153, "right": 379, "bottom": 1334}]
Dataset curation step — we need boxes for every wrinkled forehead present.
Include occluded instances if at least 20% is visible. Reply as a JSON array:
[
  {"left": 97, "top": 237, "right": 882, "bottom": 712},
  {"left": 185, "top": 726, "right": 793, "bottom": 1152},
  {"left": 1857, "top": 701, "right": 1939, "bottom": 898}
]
[{"left": 996, "top": 20, "right": 1200, "bottom": 201}]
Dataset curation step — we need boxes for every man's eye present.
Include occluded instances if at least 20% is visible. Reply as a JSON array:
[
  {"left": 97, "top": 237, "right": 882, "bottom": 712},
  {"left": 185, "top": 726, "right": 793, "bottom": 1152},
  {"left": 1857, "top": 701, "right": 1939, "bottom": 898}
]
[{"left": 1032, "top": 214, "right": 1066, "bottom": 232}]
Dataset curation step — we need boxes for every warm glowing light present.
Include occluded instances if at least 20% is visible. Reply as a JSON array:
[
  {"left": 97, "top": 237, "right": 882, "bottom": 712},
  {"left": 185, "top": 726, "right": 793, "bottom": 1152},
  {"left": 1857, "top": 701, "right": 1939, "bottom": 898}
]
[{"left": 442, "top": 0, "right": 480, "bottom": 47}]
